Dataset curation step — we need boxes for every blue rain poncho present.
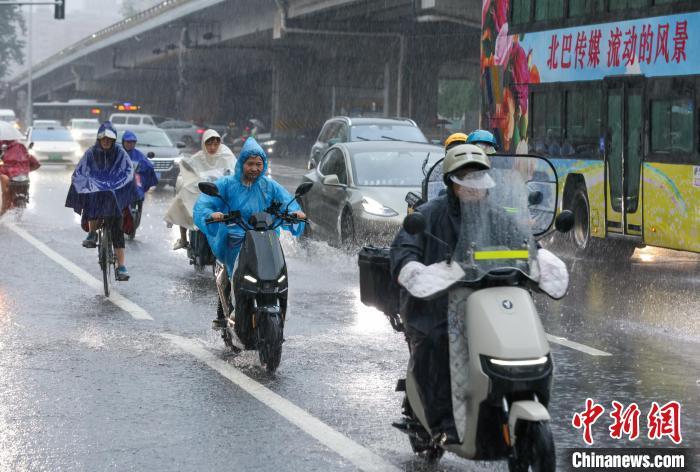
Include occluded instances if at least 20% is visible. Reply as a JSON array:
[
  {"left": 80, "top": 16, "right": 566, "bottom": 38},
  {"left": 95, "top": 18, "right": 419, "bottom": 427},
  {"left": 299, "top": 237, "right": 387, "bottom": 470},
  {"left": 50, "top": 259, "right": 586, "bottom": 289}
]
[
  {"left": 193, "top": 138, "right": 303, "bottom": 277},
  {"left": 65, "top": 122, "right": 139, "bottom": 219},
  {"left": 122, "top": 130, "right": 158, "bottom": 200}
]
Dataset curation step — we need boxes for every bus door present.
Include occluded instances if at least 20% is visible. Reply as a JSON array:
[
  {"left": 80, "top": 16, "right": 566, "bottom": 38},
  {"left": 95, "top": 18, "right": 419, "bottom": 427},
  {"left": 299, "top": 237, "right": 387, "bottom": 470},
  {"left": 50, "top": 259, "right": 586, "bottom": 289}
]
[{"left": 604, "top": 77, "right": 644, "bottom": 239}]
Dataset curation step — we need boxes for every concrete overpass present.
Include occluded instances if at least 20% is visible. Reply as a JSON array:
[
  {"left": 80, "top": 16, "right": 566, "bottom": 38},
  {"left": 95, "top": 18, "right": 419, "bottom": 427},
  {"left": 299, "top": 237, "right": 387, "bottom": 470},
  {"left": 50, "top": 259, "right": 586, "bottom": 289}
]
[{"left": 10, "top": 0, "right": 481, "bottom": 136}]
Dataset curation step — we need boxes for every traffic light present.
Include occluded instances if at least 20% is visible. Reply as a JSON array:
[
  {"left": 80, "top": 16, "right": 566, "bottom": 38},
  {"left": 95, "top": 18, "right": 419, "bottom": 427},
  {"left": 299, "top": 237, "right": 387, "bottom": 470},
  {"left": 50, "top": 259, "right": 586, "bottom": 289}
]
[{"left": 54, "top": 0, "right": 65, "bottom": 20}]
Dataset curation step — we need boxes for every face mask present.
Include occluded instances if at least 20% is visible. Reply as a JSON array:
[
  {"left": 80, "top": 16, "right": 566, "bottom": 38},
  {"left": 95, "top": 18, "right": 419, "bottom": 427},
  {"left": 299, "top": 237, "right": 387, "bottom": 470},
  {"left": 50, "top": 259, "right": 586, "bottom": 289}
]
[{"left": 449, "top": 170, "right": 495, "bottom": 190}]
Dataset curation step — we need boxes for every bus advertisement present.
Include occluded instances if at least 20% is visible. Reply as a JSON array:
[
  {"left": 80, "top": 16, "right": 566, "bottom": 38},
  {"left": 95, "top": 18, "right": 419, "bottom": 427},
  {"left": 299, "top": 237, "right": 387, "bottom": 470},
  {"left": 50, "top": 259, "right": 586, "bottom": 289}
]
[{"left": 481, "top": 1, "right": 700, "bottom": 256}]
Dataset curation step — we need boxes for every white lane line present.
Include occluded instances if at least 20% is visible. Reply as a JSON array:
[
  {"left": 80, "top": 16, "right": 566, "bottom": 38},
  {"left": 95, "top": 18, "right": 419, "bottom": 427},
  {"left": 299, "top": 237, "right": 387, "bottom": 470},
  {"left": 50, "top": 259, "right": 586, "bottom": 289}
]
[
  {"left": 547, "top": 334, "right": 612, "bottom": 356},
  {"left": 3, "top": 221, "right": 153, "bottom": 321},
  {"left": 162, "top": 333, "right": 401, "bottom": 472}
]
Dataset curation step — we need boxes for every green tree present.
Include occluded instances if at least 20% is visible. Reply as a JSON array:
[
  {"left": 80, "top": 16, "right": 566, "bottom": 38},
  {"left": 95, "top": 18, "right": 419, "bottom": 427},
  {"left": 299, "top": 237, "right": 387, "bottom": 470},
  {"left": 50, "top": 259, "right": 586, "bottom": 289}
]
[{"left": 0, "top": 5, "right": 25, "bottom": 80}]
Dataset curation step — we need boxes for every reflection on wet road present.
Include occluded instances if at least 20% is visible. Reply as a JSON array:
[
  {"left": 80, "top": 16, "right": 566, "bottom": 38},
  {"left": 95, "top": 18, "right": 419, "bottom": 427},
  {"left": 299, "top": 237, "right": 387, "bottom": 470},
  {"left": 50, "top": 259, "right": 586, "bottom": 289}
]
[{"left": 0, "top": 165, "right": 697, "bottom": 471}]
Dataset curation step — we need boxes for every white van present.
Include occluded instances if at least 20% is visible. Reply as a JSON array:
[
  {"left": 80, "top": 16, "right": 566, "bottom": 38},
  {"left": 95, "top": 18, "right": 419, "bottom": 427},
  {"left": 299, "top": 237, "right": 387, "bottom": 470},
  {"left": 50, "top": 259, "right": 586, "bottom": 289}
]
[{"left": 108, "top": 113, "right": 156, "bottom": 127}]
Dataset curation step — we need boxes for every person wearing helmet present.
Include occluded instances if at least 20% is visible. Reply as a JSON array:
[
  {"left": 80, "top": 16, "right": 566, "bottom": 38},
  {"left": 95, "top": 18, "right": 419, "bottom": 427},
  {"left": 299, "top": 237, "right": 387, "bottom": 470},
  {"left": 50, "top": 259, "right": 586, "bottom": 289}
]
[
  {"left": 466, "top": 129, "right": 499, "bottom": 155},
  {"left": 65, "top": 122, "right": 140, "bottom": 281},
  {"left": 389, "top": 143, "right": 506, "bottom": 446},
  {"left": 444, "top": 132, "right": 468, "bottom": 151}
]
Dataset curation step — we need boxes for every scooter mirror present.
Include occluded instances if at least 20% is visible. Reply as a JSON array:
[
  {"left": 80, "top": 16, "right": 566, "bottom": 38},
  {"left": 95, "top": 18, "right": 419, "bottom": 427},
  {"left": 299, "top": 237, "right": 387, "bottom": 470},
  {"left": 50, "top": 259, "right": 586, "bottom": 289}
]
[
  {"left": 146, "top": 151, "right": 155, "bottom": 158},
  {"left": 555, "top": 210, "right": 575, "bottom": 233},
  {"left": 403, "top": 212, "right": 426, "bottom": 235},
  {"left": 528, "top": 190, "right": 544, "bottom": 206},
  {"left": 295, "top": 182, "right": 313, "bottom": 197},
  {"left": 198, "top": 181, "right": 220, "bottom": 196}
]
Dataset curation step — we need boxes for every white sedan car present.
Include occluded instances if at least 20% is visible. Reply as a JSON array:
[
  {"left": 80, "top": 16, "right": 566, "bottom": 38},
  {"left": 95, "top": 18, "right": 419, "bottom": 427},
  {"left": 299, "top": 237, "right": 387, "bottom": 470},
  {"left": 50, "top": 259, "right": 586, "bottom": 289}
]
[{"left": 26, "top": 126, "right": 82, "bottom": 165}]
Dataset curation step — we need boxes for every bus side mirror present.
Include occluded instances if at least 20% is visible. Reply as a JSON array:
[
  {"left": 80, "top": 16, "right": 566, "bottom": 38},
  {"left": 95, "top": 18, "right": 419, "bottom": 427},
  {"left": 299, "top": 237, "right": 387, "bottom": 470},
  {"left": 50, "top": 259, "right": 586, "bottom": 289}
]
[{"left": 555, "top": 210, "right": 574, "bottom": 233}]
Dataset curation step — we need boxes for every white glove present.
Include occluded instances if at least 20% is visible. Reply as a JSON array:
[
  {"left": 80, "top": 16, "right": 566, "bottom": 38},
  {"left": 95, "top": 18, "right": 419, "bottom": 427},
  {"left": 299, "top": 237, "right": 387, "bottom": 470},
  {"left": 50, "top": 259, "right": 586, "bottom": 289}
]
[
  {"left": 398, "top": 260, "right": 466, "bottom": 299},
  {"left": 537, "top": 248, "right": 569, "bottom": 299}
]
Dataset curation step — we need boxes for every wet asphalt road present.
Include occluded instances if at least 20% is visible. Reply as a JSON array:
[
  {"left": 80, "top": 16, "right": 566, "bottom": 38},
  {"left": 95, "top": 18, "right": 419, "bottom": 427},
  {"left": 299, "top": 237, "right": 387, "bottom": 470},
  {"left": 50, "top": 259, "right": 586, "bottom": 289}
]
[{"left": 0, "top": 160, "right": 697, "bottom": 471}]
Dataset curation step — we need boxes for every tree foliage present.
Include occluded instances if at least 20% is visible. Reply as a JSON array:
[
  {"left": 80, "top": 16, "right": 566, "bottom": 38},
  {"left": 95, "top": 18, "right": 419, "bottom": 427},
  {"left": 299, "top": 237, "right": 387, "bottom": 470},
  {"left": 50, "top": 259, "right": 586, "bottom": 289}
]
[{"left": 0, "top": 5, "right": 25, "bottom": 80}]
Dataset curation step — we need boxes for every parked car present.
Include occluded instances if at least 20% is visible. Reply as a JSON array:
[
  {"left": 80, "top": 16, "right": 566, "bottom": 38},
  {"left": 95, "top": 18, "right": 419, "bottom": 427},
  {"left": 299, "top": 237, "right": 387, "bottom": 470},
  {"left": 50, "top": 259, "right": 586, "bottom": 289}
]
[
  {"left": 109, "top": 113, "right": 157, "bottom": 127},
  {"left": 299, "top": 140, "right": 443, "bottom": 245},
  {"left": 26, "top": 126, "right": 82, "bottom": 165},
  {"left": 0, "top": 109, "right": 19, "bottom": 129},
  {"left": 68, "top": 118, "right": 100, "bottom": 151},
  {"left": 115, "top": 125, "right": 185, "bottom": 187},
  {"left": 158, "top": 120, "right": 204, "bottom": 147},
  {"left": 308, "top": 116, "right": 428, "bottom": 169}
]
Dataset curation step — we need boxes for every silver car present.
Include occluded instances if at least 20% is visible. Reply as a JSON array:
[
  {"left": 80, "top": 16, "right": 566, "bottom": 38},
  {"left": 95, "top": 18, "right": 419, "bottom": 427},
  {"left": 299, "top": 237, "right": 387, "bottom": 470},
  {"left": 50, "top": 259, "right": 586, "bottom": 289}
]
[{"left": 299, "top": 141, "right": 443, "bottom": 245}]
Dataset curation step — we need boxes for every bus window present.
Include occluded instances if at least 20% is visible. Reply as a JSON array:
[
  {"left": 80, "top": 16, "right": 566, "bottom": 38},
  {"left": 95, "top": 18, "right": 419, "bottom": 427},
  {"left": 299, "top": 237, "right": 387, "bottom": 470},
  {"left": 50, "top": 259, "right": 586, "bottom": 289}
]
[
  {"left": 511, "top": 0, "right": 532, "bottom": 25},
  {"left": 568, "top": 0, "right": 605, "bottom": 17},
  {"left": 609, "top": 0, "right": 648, "bottom": 11},
  {"left": 566, "top": 88, "right": 602, "bottom": 159},
  {"left": 534, "top": 0, "right": 563, "bottom": 22},
  {"left": 650, "top": 99, "right": 694, "bottom": 155},
  {"left": 531, "top": 90, "right": 562, "bottom": 157},
  {"left": 111, "top": 116, "right": 127, "bottom": 125}
]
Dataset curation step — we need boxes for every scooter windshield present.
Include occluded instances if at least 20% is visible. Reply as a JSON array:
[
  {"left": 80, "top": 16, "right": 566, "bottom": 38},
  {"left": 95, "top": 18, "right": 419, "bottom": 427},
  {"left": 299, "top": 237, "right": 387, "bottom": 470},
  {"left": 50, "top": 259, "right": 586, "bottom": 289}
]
[{"left": 448, "top": 155, "right": 558, "bottom": 283}]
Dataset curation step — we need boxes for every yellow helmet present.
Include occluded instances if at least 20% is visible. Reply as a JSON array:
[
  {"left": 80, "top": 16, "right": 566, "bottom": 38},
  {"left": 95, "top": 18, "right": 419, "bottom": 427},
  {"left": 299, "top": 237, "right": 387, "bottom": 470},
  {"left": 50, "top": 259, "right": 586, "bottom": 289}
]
[{"left": 444, "top": 132, "right": 468, "bottom": 150}]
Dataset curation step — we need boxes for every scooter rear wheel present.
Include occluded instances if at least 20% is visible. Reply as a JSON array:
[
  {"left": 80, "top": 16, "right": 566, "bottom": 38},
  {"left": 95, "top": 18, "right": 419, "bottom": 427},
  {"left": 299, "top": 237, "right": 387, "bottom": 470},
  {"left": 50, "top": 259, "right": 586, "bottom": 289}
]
[{"left": 508, "top": 421, "right": 555, "bottom": 472}]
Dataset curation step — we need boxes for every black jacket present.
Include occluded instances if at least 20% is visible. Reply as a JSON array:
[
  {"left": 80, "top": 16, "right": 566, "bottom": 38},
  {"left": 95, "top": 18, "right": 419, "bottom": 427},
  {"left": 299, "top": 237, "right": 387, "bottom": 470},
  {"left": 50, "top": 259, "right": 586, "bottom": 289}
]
[{"left": 390, "top": 191, "right": 461, "bottom": 333}]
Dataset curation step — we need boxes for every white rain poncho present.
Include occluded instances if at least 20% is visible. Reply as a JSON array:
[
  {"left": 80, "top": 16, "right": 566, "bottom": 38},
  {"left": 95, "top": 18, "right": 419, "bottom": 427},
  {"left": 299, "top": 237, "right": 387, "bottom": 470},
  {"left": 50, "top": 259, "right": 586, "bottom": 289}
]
[{"left": 164, "top": 129, "right": 236, "bottom": 229}]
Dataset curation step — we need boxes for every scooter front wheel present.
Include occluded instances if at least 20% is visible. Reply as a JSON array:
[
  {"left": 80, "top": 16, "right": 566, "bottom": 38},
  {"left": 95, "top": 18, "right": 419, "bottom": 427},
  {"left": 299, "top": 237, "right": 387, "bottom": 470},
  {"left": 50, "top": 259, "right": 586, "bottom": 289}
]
[
  {"left": 508, "top": 421, "right": 555, "bottom": 472},
  {"left": 258, "top": 314, "right": 283, "bottom": 374}
]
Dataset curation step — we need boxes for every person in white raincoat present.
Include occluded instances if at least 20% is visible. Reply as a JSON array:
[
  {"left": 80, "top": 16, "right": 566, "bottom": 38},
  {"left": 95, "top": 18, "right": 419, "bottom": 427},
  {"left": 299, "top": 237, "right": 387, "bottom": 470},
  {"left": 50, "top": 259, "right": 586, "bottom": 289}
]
[{"left": 164, "top": 129, "right": 236, "bottom": 250}]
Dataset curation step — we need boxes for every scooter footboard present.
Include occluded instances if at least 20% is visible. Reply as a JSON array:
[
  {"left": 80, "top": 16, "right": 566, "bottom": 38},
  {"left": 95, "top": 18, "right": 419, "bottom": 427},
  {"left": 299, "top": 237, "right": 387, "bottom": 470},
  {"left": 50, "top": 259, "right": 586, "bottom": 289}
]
[{"left": 508, "top": 400, "right": 550, "bottom": 445}]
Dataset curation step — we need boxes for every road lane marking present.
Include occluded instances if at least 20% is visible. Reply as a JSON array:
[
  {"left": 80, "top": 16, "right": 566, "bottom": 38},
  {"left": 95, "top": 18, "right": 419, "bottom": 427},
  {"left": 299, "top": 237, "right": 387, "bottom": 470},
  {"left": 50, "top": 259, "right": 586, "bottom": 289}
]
[
  {"left": 162, "top": 333, "right": 401, "bottom": 472},
  {"left": 546, "top": 334, "right": 612, "bottom": 356},
  {"left": 3, "top": 221, "right": 153, "bottom": 321}
]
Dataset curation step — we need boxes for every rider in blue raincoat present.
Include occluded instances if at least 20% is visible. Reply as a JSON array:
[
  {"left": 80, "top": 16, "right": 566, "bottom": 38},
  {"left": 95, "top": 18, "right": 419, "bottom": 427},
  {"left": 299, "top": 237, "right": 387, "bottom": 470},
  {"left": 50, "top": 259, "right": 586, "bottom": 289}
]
[
  {"left": 65, "top": 121, "right": 139, "bottom": 281},
  {"left": 193, "top": 138, "right": 305, "bottom": 281},
  {"left": 122, "top": 130, "right": 158, "bottom": 200}
]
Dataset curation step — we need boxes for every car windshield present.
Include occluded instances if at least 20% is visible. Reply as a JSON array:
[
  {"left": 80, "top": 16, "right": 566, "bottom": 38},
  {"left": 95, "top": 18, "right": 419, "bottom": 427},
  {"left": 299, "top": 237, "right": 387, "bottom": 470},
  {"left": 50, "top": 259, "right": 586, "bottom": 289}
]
[
  {"left": 351, "top": 150, "right": 443, "bottom": 187},
  {"left": 350, "top": 124, "right": 427, "bottom": 143},
  {"left": 117, "top": 129, "right": 173, "bottom": 147},
  {"left": 31, "top": 128, "right": 74, "bottom": 141},
  {"left": 0, "top": 115, "right": 15, "bottom": 122},
  {"left": 72, "top": 120, "right": 99, "bottom": 129},
  {"left": 450, "top": 155, "right": 558, "bottom": 283}
]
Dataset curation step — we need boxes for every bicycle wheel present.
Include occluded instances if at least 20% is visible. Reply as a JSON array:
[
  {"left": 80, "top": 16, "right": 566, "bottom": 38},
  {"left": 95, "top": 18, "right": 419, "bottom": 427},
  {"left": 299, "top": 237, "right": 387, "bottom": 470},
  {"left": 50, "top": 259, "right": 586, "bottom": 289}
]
[{"left": 99, "top": 228, "right": 111, "bottom": 297}]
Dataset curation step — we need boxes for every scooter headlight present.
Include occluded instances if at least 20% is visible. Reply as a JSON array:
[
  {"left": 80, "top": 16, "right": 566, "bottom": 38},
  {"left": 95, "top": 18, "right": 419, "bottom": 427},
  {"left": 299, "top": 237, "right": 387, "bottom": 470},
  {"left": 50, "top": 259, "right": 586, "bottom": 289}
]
[
  {"left": 480, "top": 354, "right": 552, "bottom": 381},
  {"left": 244, "top": 275, "right": 257, "bottom": 284}
]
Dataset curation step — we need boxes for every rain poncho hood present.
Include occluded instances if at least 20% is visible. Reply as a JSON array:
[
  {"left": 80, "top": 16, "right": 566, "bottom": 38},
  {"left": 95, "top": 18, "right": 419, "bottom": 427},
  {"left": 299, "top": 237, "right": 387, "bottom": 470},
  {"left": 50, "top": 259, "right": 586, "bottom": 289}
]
[
  {"left": 122, "top": 130, "right": 158, "bottom": 199},
  {"left": 0, "top": 141, "right": 40, "bottom": 178},
  {"left": 163, "top": 129, "right": 236, "bottom": 229},
  {"left": 193, "top": 137, "right": 303, "bottom": 276},
  {"left": 65, "top": 122, "right": 139, "bottom": 218}
]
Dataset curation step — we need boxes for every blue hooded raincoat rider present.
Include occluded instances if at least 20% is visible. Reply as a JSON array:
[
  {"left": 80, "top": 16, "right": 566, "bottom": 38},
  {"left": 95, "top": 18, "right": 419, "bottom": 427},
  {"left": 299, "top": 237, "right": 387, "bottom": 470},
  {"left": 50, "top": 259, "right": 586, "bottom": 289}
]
[
  {"left": 65, "top": 121, "right": 139, "bottom": 218},
  {"left": 193, "top": 138, "right": 303, "bottom": 277},
  {"left": 122, "top": 130, "right": 159, "bottom": 200}
]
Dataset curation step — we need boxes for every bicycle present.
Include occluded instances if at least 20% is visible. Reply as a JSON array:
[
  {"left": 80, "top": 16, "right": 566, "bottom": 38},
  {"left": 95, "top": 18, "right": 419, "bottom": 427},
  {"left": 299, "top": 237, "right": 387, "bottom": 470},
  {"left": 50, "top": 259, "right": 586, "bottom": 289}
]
[{"left": 96, "top": 221, "right": 118, "bottom": 297}]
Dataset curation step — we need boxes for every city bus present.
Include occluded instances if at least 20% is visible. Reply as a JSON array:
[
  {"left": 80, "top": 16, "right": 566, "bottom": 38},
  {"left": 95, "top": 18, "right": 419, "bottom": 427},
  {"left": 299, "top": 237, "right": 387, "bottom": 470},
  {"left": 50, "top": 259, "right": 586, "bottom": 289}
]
[
  {"left": 481, "top": 0, "right": 700, "bottom": 257},
  {"left": 32, "top": 99, "right": 141, "bottom": 126}
]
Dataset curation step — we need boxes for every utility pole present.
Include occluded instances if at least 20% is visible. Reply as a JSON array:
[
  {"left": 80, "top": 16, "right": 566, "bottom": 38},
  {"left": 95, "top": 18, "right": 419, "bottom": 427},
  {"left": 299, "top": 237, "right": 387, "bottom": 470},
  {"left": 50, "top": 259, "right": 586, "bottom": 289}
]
[{"left": 26, "top": 2, "right": 32, "bottom": 127}]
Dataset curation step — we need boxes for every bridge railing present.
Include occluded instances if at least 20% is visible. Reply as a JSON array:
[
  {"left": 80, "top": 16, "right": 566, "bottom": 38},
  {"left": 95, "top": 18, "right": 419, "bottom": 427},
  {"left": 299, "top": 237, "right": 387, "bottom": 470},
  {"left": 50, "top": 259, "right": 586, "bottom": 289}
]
[{"left": 13, "top": 0, "right": 194, "bottom": 83}]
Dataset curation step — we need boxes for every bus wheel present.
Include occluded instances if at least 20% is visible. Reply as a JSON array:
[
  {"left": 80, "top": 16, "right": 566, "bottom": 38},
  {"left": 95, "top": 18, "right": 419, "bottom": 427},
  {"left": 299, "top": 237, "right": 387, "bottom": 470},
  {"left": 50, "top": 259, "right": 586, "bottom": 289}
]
[{"left": 571, "top": 186, "right": 591, "bottom": 251}]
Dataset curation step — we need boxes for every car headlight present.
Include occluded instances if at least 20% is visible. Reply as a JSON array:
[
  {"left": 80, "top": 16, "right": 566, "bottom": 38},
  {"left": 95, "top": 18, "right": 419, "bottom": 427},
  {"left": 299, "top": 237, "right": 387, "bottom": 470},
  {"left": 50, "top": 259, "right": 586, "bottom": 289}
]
[
  {"left": 362, "top": 197, "right": 398, "bottom": 217},
  {"left": 74, "top": 147, "right": 83, "bottom": 157}
]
